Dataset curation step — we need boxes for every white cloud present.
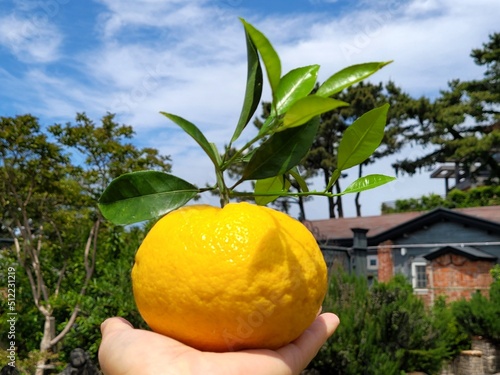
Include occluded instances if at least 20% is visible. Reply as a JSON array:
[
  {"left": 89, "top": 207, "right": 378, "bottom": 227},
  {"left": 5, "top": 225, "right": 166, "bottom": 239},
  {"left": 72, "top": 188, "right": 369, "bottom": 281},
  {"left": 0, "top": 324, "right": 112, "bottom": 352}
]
[
  {"left": 0, "top": 14, "right": 62, "bottom": 63},
  {"left": 271, "top": 0, "right": 497, "bottom": 98},
  {"left": 405, "top": 0, "right": 444, "bottom": 16},
  {"left": 94, "top": 0, "right": 222, "bottom": 39}
]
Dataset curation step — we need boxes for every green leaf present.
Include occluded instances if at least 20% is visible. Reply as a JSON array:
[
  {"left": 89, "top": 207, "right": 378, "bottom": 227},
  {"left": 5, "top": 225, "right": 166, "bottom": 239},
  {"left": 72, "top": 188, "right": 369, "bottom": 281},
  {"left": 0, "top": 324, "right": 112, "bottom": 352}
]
[
  {"left": 98, "top": 171, "right": 198, "bottom": 225},
  {"left": 282, "top": 96, "right": 348, "bottom": 129},
  {"left": 275, "top": 65, "right": 319, "bottom": 115},
  {"left": 337, "top": 103, "right": 389, "bottom": 171},
  {"left": 326, "top": 169, "right": 342, "bottom": 192},
  {"left": 240, "top": 18, "right": 281, "bottom": 97},
  {"left": 209, "top": 142, "right": 222, "bottom": 164},
  {"left": 316, "top": 61, "right": 392, "bottom": 97},
  {"left": 340, "top": 174, "right": 396, "bottom": 195},
  {"left": 289, "top": 167, "right": 309, "bottom": 192},
  {"left": 254, "top": 175, "right": 291, "bottom": 205},
  {"left": 257, "top": 114, "right": 277, "bottom": 136},
  {"left": 242, "top": 116, "right": 320, "bottom": 180},
  {"left": 161, "top": 112, "right": 219, "bottom": 167},
  {"left": 231, "top": 30, "right": 263, "bottom": 143}
]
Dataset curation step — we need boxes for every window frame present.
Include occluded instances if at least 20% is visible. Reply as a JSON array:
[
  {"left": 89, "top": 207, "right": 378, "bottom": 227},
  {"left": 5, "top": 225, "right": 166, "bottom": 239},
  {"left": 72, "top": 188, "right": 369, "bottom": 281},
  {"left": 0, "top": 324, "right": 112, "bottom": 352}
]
[
  {"left": 367, "top": 255, "right": 378, "bottom": 270},
  {"left": 411, "top": 261, "right": 428, "bottom": 290}
]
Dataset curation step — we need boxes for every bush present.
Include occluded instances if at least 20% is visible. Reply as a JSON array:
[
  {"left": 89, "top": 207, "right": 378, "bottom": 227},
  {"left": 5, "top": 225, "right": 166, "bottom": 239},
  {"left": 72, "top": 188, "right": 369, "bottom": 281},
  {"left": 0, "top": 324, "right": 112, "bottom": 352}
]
[
  {"left": 381, "top": 185, "right": 500, "bottom": 214},
  {"left": 308, "top": 270, "right": 468, "bottom": 374},
  {"left": 0, "top": 225, "right": 149, "bottom": 371},
  {"left": 452, "top": 278, "right": 500, "bottom": 344}
]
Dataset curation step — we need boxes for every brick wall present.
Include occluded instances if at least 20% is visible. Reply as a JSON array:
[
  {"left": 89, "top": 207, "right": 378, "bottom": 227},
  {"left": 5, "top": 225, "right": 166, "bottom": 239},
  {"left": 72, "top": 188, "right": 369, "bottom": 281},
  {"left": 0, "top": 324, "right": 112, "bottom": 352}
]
[
  {"left": 428, "top": 253, "right": 494, "bottom": 302},
  {"left": 377, "top": 240, "right": 394, "bottom": 282}
]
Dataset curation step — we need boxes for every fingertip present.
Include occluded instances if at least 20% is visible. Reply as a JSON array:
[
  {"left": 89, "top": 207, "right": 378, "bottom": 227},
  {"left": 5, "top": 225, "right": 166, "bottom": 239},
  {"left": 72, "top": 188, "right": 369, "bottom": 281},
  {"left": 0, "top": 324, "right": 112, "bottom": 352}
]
[
  {"left": 317, "top": 312, "right": 340, "bottom": 337},
  {"left": 100, "top": 317, "right": 134, "bottom": 336}
]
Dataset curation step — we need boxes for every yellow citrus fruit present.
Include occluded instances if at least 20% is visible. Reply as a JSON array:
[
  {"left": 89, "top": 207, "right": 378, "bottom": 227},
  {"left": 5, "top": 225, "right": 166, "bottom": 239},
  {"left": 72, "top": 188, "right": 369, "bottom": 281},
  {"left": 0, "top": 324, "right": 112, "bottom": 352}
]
[{"left": 131, "top": 202, "right": 327, "bottom": 352}]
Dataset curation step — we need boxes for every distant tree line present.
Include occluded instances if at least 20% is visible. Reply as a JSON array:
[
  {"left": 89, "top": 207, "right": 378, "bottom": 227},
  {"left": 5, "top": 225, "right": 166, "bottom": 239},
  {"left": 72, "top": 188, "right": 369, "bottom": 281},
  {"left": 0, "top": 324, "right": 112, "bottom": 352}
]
[{"left": 381, "top": 185, "right": 500, "bottom": 214}]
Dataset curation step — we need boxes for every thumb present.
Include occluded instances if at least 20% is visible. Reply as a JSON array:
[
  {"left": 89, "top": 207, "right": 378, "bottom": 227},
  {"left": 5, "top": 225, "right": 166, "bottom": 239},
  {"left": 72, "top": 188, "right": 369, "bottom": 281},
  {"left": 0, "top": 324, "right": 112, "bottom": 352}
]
[
  {"left": 277, "top": 313, "right": 340, "bottom": 373},
  {"left": 99, "top": 318, "right": 135, "bottom": 375},
  {"left": 101, "top": 317, "right": 134, "bottom": 337}
]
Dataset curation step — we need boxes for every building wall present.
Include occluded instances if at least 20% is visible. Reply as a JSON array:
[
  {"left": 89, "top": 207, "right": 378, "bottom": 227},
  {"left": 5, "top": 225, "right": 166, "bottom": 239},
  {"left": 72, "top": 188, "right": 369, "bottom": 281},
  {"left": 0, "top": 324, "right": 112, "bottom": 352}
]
[
  {"left": 377, "top": 240, "right": 394, "bottom": 282},
  {"left": 428, "top": 253, "right": 494, "bottom": 302},
  {"left": 392, "top": 221, "right": 500, "bottom": 281},
  {"left": 375, "top": 220, "right": 499, "bottom": 304}
]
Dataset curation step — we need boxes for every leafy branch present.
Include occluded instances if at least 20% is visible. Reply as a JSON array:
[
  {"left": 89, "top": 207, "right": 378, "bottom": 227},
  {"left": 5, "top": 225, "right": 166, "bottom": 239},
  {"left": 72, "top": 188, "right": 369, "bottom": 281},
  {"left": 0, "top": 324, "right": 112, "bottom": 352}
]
[{"left": 99, "top": 18, "right": 395, "bottom": 225}]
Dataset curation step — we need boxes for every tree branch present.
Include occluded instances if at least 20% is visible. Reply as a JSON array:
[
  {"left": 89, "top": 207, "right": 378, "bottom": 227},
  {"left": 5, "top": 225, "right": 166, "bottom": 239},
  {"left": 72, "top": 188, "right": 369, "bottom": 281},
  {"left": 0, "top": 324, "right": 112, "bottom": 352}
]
[
  {"left": 54, "top": 261, "right": 68, "bottom": 298},
  {"left": 51, "top": 219, "right": 101, "bottom": 346},
  {"left": 13, "top": 236, "right": 38, "bottom": 306},
  {"left": 50, "top": 306, "right": 80, "bottom": 347},
  {"left": 35, "top": 225, "right": 50, "bottom": 303}
]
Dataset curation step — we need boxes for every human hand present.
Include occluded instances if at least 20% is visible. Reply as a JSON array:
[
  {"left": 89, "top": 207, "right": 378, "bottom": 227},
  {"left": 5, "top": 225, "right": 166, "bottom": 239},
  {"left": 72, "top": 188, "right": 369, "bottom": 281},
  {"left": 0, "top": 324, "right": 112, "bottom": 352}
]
[{"left": 98, "top": 313, "right": 339, "bottom": 375}]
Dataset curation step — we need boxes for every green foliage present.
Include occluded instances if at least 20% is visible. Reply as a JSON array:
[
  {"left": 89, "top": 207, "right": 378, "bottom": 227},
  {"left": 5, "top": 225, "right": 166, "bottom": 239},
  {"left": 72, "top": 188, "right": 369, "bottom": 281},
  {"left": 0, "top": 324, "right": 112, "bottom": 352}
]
[
  {"left": 0, "top": 112, "right": 171, "bottom": 366},
  {"left": 381, "top": 185, "right": 500, "bottom": 213},
  {"left": 0, "top": 224, "right": 150, "bottom": 367},
  {"left": 50, "top": 112, "right": 172, "bottom": 199},
  {"left": 491, "top": 264, "right": 500, "bottom": 281},
  {"left": 57, "top": 225, "right": 149, "bottom": 363},
  {"left": 99, "top": 171, "right": 198, "bottom": 225},
  {"left": 99, "top": 18, "right": 395, "bottom": 225},
  {"left": 0, "top": 350, "right": 59, "bottom": 374},
  {"left": 451, "top": 279, "right": 500, "bottom": 344},
  {"left": 393, "top": 32, "right": 500, "bottom": 181},
  {"left": 430, "top": 297, "right": 471, "bottom": 362},
  {"left": 247, "top": 80, "right": 413, "bottom": 218},
  {"left": 0, "top": 251, "right": 44, "bottom": 358},
  {"left": 309, "top": 270, "right": 468, "bottom": 374}
]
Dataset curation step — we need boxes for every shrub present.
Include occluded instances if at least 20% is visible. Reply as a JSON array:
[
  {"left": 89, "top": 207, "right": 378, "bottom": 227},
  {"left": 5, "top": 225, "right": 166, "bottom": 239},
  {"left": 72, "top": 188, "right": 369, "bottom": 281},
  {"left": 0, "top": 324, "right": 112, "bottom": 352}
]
[
  {"left": 452, "top": 278, "right": 500, "bottom": 344},
  {"left": 309, "top": 270, "right": 468, "bottom": 374},
  {"left": 381, "top": 185, "right": 500, "bottom": 214}
]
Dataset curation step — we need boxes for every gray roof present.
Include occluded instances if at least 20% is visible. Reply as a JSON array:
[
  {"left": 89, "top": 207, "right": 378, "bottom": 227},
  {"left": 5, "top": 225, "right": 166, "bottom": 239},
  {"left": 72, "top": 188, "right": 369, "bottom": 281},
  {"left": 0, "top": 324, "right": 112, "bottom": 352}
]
[{"left": 424, "top": 245, "right": 497, "bottom": 261}]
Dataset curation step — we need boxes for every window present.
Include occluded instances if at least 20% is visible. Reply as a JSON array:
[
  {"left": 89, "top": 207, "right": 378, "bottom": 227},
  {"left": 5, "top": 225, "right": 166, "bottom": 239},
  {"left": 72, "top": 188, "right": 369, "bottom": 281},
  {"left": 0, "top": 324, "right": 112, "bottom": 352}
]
[
  {"left": 367, "top": 255, "right": 378, "bottom": 270},
  {"left": 411, "top": 261, "right": 427, "bottom": 289}
]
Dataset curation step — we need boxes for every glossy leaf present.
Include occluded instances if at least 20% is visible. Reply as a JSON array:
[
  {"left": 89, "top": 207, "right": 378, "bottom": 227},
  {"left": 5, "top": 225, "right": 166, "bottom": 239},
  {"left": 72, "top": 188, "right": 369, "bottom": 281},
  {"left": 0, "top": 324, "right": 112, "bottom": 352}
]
[
  {"left": 231, "top": 30, "right": 263, "bottom": 142},
  {"left": 316, "top": 61, "right": 392, "bottom": 98},
  {"left": 289, "top": 167, "right": 309, "bottom": 192},
  {"left": 275, "top": 65, "right": 319, "bottom": 115},
  {"left": 242, "top": 116, "right": 320, "bottom": 180},
  {"left": 161, "top": 112, "right": 219, "bottom": 167},
  {"left": 240, "top": 18, "right": 281, "bottom": 97},
  {"left": 98, "top": 171, "right": 198, "bottom": 225},
  {"left": 282, "top": 96, "right": 348, "bottom": 129},
  {"left": 337, "top": 103, "right": 389, "bottom": 171},
  {"left": 209, "top": 142, "right": 223, "bottom": 165},
  {"left": 327, "top": 169, "right": 342, "bottom": 192},
  {"left": 254, "top": 175, "right": 291, "bottom": 205},
  {"left": 340, "top": 174, "right": 396, "bottom": 195}
]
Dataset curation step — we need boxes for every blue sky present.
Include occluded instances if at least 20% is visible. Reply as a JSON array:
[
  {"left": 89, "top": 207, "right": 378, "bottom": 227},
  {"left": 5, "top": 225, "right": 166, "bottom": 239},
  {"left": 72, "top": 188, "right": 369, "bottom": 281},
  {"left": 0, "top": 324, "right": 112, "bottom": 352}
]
[{"left": 1, "top": 0, "right": 499, "bottom": 219}]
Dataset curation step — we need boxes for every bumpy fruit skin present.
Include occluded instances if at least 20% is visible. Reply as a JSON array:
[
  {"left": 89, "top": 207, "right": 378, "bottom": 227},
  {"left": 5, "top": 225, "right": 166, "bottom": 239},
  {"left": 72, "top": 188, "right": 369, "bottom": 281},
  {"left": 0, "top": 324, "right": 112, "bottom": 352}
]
[{"left": 131, "top": 202, "right": 327, "bottom": 352}]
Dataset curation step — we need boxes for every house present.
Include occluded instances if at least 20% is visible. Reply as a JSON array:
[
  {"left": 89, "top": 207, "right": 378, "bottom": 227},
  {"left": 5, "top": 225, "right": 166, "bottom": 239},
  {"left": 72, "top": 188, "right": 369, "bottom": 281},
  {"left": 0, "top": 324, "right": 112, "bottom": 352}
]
[{"left": 305, "top": 205, "right": 500, "bottom": 304}]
